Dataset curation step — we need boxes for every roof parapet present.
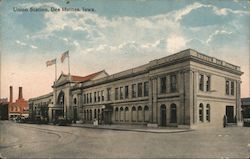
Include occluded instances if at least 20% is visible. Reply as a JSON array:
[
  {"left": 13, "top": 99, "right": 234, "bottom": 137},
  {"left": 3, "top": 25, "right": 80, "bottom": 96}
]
[{"left": 149, "top": 49, "right": 240, "bottom": 71}]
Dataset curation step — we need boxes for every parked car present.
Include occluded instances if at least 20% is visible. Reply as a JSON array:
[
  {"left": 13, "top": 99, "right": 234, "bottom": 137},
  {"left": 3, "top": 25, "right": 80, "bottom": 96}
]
[{"left": 53, "top": 116, "right": 72, "bottom": 126}]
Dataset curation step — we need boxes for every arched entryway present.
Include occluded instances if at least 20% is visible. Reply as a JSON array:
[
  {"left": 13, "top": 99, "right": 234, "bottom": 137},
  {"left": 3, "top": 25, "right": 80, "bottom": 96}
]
[
  {"left": 138, "top": 106, "right": 143, "bottom": 122},
  {"left": 125, "top": 107, "right": 129, "bottom": 122},
  {"left": 52, "top": 91, "right": 65, "bottom": 121},
  {"left": 160, "top": 104, "right": 167, "bottom": 126},
  {"left": 170, "top": 103, "right": 177, "bottom": 123},
  {"left": 144, "top": 106, "right": 149, "bottom": 122},
  {"left": 115, "top": 107, "right": 119, "bottom": 121},
  {"left": 131, "top": 106, "right": 136, "bottom": 122}
]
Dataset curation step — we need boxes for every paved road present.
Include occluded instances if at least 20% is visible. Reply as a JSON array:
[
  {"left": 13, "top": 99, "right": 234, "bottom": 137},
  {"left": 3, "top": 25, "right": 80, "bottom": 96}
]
[{"left": 0, "top": 121, "right": 249, "bottom": 158}]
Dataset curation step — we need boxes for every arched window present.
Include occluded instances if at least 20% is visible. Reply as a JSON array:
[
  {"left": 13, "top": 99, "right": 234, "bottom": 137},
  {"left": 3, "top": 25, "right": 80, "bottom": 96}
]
[
  {"left": 115, "top": 107, "right": 119, "bottom": 121},
  {"left": 132, "top": 106, "right": 136, "bottom": 122},
  {"left": 125, "top": 107, "right": 129, "bottom": 122},
  {"left": 132, "top": 106, "right": 136, "bottom": 111},
  {"left": 98, "top": 109, "right": 100, "bottom": 120},
  {"left": 84, "top": 110, "right": 86, "bottom": 121},
  {"left": 144, "top": 106, "right": 149, "bottom": 122},
  {"left": 160, "top": 105, "right": 167, "bottom": 126},
  {"left": 57, "top": 91, "right": 65, "bottom": 105},
  {"left": 170, "top": 104, "right": 177, "bottom": 123},
  {"left": 74, "top": 98, "right": 77, "bottom": 105},
  {"left": 120, "top": 107, "right": 124, "bottom": 122},
  {"left": 87, "top": 110, "right": 89, "bottom": 121},
  {"left": 94, "top": 109, "right": 97, "bottom": 119},
  {"left": 138, "top": 106, "right": 143, "bottom": 122},
  {"left": 199, "top": 103, "right": 204, "bottom": 122},
  {"left": 90, "top": 109, "right": 92, "bottom": 121},
  {"left": 206, "top": 104, "right": 210, "bottom": 122}
]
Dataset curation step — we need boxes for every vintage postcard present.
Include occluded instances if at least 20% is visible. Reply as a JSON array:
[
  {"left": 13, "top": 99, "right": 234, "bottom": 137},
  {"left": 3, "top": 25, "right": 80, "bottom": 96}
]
[{"left": 0, "top": 0, "right": 249, "bottom": 158}]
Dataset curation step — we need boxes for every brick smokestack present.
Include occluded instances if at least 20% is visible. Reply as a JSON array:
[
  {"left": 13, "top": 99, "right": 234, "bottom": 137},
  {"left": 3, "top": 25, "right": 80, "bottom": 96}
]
[
  {"left": 18, "top": 87, "right": 23, "bottom": 99},
  {"left": 10, "top": 86, "right": 13, "bottom": 103}
]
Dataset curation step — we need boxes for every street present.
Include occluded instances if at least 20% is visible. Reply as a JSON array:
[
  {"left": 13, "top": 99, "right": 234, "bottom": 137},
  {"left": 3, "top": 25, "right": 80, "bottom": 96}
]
[{"left": 0, "top": 121, "right": 249, "bottom": 158}]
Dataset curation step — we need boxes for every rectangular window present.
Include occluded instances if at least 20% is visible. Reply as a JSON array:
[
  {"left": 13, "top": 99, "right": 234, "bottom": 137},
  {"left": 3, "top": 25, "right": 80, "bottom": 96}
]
[
  {"left": 107, "top": 88, "right": 111, "bottom": 101},
  {"left": 144, "top": 82, "right": 149, "bottom": 96},
  {"left": 206, "top": 76, "right": 210, "bottom": 92},
  {"left": 199, "top": 74, "right": 204, "bottom": 91},
  {"left": 115, "top": 88, "right": 119, "bottom": 100},
  {"left": 132, "top": 84, "right": 136, "bottom": 98},
  {"left": 199, "top": 104, "right": 203, "bottom": 122},
  {"left": 86, "top": 93, "right": 89, "bottom": 103},
  {"left": 206, "top": 105, "right": 210, "bottom": 122},
  {"left": 226, "top": 80, "right": 230, "bottom": 95},
  {"left": 94, "top": 92, "right": 97, "bottom": 102},
  {"left": 231, "top": 81, "right": 234, "bottom": 95},
  {"left": 125, "top": 86, "right": 129, "bottom": 99},
  {"left": 138, "top": 83, "right": 142, "bottom": 97},
  {"left": 101, "top": 90, "right": 104, "bottom": 101},
  {"left": 160, "top": 77, "right": 166, "bottom": 93},
  {"left": 83, "top": 94, "right": 86, "bottom": 104},
  {"left": 98, "top": 91, "right": 100, "bottom": 102},
  {"left": 120, "top": 87, "right": 123, "bottom": 99},
  {"left": 89, "top": 93, "right": 92, "bottom": 103},
  {"left": 170, "top": 75, "right": 177, "bottom": 92}
]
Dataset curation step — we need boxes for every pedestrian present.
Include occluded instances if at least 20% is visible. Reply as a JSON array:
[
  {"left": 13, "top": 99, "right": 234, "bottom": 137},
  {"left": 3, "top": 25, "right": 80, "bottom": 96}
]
[{"left": 223, "top": 115, "right": 227, "bottom": 128}]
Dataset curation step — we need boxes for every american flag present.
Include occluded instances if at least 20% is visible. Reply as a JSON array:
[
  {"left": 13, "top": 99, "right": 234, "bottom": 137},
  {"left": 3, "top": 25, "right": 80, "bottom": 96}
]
[
  {"left": 46, "top": 59, "right": 56, "bottom": 67},
  {"left": 61, "top": 50, "right": 69, "bottom": 63}
]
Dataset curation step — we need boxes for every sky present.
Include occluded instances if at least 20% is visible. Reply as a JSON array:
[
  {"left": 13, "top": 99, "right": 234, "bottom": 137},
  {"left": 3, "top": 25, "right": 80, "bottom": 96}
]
[{"left": 0, "top": 0, "right": 249, "bottom": 100}]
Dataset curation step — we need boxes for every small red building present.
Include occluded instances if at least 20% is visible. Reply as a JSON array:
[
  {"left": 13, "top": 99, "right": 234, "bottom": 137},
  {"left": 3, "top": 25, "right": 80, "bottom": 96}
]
[{"left": 8, "top": 86, "right": 29, "bottom": 119}]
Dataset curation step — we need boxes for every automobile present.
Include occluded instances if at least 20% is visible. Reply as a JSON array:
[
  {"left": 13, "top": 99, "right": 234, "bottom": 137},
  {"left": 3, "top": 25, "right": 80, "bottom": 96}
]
[{"left": 53, "top": 116, "right": 72, "bottom": 126}]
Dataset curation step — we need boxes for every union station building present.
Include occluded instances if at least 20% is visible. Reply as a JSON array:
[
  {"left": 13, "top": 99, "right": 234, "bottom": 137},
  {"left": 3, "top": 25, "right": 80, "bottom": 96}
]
[{"left": 28, "top": 49, "right": 243, "bottom": 128}]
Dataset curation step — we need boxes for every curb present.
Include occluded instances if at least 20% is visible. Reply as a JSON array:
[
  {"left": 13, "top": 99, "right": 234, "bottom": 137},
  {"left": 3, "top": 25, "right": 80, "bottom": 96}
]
[{"left": 70, "top": 125, "right": 192, "bottom": 133}]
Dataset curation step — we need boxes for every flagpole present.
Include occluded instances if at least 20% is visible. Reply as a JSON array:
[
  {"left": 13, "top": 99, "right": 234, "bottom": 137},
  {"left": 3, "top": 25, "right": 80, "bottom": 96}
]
[
  {"left": 55, "top": 60, "right": 57, "bottom": 82},
  {"left": 68, "top": 51, "right": 71, "bottom": 77}
]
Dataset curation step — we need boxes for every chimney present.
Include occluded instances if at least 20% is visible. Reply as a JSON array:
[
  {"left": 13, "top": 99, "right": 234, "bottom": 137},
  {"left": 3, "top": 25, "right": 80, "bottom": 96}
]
[
  {"left": 10, "top": 86, "right": 13, "bottom": 103},
  {"left": 18, "top": 87, "right": 23, "bottom": 99}
]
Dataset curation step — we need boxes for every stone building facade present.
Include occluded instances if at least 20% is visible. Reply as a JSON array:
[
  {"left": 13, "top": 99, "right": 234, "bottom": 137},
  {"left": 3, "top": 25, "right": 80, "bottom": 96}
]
[{"left": 28, "top": 49, "right": 243, "bottom": 128}]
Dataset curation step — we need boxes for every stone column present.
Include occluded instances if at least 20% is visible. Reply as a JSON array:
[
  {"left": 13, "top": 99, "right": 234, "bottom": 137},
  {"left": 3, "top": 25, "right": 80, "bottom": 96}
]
[
  {"left": 166, "top": 75, "right": 170, "bottom": 93},
  {"left": 193, "top": 71, "right": 198, "bottom": 124},
  {"left": 152, "top": 77, "right": 158, "bottom": 123},
  {"left": 181, "top": 69, "right": 194, "bottom": 126},
  {"left": 149, "top": 76, "right": 158, "bottom": 124},
  {"left": 179, "top": 71, "right": 185, "bottom": 125},
  {"left": 236, "top": 80, "right": 242, "bottom": 124}
]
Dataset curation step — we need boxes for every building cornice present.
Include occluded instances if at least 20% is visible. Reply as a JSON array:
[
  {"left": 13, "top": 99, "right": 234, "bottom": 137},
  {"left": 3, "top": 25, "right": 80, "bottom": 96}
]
[{"left": 70, "top": 49, "right": 242, "bottom": 91}]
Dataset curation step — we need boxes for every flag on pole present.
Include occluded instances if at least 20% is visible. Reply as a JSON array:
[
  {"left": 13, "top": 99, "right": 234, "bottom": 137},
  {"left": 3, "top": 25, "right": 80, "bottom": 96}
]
[
  {"left": 61, "top": 50, "right": 69, "bottom": 63},
  {"left": 46, "top": 58, "right": 56, "bottom": 67}
]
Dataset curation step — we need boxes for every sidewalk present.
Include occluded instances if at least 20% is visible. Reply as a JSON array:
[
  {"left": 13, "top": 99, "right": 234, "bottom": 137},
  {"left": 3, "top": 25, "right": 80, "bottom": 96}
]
[{"left": 71, "top": 123, "right": 192, "bottom": 133}]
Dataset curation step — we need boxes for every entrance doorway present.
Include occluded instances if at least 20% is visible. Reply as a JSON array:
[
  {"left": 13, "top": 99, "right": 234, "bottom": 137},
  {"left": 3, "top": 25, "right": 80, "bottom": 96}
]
[
  {"left": 73, "top": 108, "right": 77, "bottom": 123},
  {"left": 226, "top": 106, "right": 234, "bottom": 123},
  {"left": 160, "top": 105, "right": 167, "bottom": 126},
  {"left": 103, "top": 111, "right": 112, "bottom": 124},
  {"left": 52, "top": 109, "right": 63, "bottom": 121}
]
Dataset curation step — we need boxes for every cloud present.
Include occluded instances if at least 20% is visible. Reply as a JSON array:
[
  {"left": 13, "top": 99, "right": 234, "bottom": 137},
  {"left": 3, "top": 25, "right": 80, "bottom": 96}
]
[
  {"left": 2, "top": 1, "right": 249, "bottom": 99},
  {"left": 15, "top": 40, "right": 38, "bottom": 49},
  {"left": 213, "top": 7, "right": 248, "bottom": 16},
  {"left": 18, "top": 2, "right": 60, "bottom": 9},
  {"left": 11, "top": 1, "right": 248, "bottom": 60},
  {"left": 30, "top": 45, "right": 38, "bottom": 49},
  {"left": 173, "top": 2, "right": 205, "bottom": 22},
  {"left": 16, "top": 40, "right": 27, "bottom": 46},
  {"left": 173, "top": 2, "right": 249, "bottom": 22},
  {"left": 206, "top": 30, "right": 232, "bottom": 44},
  {"left": 166, "top": 35, "right": 187, "bottom": 53}
]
